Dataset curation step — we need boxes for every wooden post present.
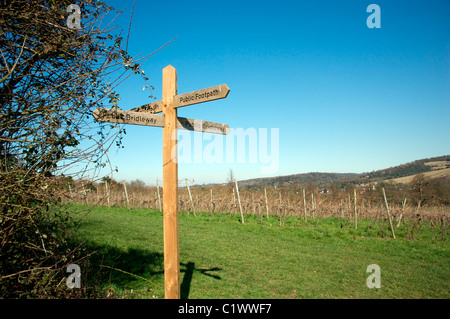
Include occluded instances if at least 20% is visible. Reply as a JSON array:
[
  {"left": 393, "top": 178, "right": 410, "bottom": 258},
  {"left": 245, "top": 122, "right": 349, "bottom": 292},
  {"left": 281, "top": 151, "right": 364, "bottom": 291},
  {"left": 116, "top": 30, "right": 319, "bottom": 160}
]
[
  {"left": 278, "top": 191, "right": 282, "bottom": 222},
  {"left": 185, "top": 179, "right": 196, "bottom": 217},
  {"left": 162, "top": 65, "right": 180, "bottom": 299},
  {"left": 209, "top": 188, "right": 213, "bottom": 216},
  {"left": 397, "top": 198, "right": 407, "bottom": 228},
  {"left": 260, "top": 199, "right": 264, "bottom": 225},
  {"left": 382, "top": 187, "right": 396, "bottom": 239},
  {"left": 92, "top": 65, "right": 231, "bottom": 300},
  {"left": 81, "top": 181, "right": 87, "bottom": 205},
  {"left": 302, "top": 188, "right": 307, "bottom": 222},
  {"left": 252, "top": 193, "right": 256, "bottom": 215},
  {"left": 348, "top": 193, "right": 351, "bottom": 212},
  {"left": 123, "top": 182, "right": 130, "bottom": 209},
  {"left": 264, "top": 187, "right": 269, "bottom": 218},
  {"left": 105, "top": 180, "right": 110, "bottom": 208},
  {"left": 354, "top": 188, "right": 357, "bottom": 230},
  {"left": 235, "top": 179, "right": 244, "bottom": 224},
  {"left": 232, "top": 188, "right": 236, "bottom": 215},
  {"left": 156, "top": 178, "right": 162, "bottom": 212}
]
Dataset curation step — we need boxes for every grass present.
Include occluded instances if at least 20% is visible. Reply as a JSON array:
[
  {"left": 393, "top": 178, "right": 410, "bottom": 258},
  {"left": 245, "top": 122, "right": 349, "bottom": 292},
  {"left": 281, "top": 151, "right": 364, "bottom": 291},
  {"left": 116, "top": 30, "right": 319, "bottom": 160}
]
[{"left": 69, "top": 205, "right": 449, "bottom": 299}]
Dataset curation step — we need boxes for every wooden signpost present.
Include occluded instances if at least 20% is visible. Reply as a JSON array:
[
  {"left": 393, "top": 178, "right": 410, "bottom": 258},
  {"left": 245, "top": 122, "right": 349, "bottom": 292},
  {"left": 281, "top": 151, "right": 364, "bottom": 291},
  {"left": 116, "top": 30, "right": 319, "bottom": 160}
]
[
  {"left": 92, "top": 108, "right": 230, "bottom": 135},
  {"left": 92, "top": 65, "right": 230, "bottom": 299}
]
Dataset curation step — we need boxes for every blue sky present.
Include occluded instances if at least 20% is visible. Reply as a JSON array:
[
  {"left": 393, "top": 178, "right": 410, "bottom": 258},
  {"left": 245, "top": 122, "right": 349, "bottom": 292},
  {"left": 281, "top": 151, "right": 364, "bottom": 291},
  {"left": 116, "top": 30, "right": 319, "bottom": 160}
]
[{"left": 92, "top": 0, "right": 449, "bottom": 185}]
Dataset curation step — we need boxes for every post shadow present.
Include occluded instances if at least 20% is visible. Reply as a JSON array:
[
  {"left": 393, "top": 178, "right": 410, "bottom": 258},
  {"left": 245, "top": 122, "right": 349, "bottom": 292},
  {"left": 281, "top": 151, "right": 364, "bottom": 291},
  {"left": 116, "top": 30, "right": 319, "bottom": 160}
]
[{"left": 180, "top": 262, "right": 222, "bottom": 299}]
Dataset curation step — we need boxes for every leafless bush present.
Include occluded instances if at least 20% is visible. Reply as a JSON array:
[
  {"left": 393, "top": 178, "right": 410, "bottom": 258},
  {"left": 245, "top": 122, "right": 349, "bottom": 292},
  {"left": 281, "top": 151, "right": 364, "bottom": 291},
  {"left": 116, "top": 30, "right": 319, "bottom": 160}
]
[{"left": 0, "top": 0, "right": 162, "bottom": 297}]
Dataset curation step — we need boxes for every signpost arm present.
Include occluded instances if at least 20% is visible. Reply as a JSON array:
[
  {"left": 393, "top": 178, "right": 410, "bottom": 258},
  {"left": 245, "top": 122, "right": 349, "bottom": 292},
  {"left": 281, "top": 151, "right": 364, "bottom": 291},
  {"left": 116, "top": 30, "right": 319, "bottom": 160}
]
[{"left": 162, "top": 65, "right": 180, "bottom": 299}]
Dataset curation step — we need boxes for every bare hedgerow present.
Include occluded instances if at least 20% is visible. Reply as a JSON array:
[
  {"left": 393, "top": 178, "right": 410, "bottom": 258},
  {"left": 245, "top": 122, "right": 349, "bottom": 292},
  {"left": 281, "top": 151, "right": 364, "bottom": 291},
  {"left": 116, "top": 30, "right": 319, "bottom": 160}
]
[{"left": 0, "top": 0, "right": 170, "bottom": 298}]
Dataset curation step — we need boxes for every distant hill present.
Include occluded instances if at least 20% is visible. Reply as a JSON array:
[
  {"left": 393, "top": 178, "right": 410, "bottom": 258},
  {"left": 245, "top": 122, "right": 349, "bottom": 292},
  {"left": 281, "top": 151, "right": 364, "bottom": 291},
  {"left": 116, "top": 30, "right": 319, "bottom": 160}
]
[
  {"left": 238, "top": 172, "right": 357, "bottom": 188},
  {"left": 237, "top": 155, "right": 450, "bottom": 188},
  {"left": 382, "top": 160, "right": 450, "bottom": 184},
  {"left": 363, "top": 155, "right": 450, "bottom": 182}
]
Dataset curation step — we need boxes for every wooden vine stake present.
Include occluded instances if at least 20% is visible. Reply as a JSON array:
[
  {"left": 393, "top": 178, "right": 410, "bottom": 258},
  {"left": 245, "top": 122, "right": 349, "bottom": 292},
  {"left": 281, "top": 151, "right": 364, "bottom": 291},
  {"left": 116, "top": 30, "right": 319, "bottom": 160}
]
[
  {"left": 185, "top": 179, "right": 197, "bottom": 217},
  {"left": 264, "top": 187, "right": 269, "bottom": 218},
  {"left": 105, "top": 180, "right": 110, "bottom": 208},
  {"left": 209, "top": 188, "right": 214, "bottom": 216},
  {"left": 92, "top": 65, "right": 231, "bottom": 299},
  {"left": 156, "top": 178, "right": 162, "bottom": 212},
  {"left": 235, "top": 179, "right": 244, "bottom": 224},
  {"left": 354, "top": 188, "right": 357, "bottom": 230},
  {"left": 382, "top": 187, "right": 396, "bottom": 239},
  {"left": 123, "top": 182, "right": 130, "bottom": 209},
  {"left": 302, "top": 188, "right": 307, "bottom": 222},
  {"left": 397, "top": 198, "right": 407, "bottom": 228}
]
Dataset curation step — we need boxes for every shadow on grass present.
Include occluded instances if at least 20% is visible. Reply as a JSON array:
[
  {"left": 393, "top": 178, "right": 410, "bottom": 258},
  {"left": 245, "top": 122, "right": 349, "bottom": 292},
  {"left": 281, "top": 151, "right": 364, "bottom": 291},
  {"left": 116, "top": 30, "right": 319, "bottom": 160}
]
[
  {"left": 78, "top": 241, "right": 164, "bottom": 297},
  {"left": 78, "top": 241, "right": 222, "bottom": 299}
]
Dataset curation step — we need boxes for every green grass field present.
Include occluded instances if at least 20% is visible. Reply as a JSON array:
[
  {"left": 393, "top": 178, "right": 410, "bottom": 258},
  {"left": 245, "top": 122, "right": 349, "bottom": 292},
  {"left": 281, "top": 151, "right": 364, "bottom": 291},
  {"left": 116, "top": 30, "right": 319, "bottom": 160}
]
[{"left": 70, "top": 205, "right": 449, "bottom": 299}]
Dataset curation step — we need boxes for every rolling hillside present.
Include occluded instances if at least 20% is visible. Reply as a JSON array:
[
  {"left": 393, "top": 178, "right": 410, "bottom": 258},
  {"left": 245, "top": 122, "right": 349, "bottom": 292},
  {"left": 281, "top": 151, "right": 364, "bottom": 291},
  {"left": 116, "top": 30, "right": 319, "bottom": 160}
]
[
  {"left": 237, "top": 172, "right": 357, "bottom": 188},
  {"left": 383, "top": 161, "right": 450, "bottom": 184},
  {"left": 237, "top": 155, "right": 450, "bottom": 188}
]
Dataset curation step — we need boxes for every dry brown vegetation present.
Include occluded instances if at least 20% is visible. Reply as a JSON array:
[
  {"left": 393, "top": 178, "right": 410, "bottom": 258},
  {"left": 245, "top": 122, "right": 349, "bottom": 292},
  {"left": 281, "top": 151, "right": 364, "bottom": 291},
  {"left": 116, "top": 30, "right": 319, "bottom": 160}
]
[{"left": 65, "top": 175, "right": 448, "bottom": 241}]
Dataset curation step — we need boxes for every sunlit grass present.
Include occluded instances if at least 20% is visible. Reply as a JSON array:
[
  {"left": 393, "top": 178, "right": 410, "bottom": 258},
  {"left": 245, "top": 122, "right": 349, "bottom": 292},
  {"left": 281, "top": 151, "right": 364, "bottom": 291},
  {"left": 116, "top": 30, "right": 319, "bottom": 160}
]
[{"left": 70, "top": 205, "right": 449, "bottom": 299}]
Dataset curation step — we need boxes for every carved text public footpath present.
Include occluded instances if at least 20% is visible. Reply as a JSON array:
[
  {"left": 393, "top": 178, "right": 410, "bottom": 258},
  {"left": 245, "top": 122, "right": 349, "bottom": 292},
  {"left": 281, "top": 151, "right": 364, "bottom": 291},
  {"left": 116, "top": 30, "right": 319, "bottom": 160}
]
[{"left": 178, "top": 87, "right": 220, "bottom": 105}]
